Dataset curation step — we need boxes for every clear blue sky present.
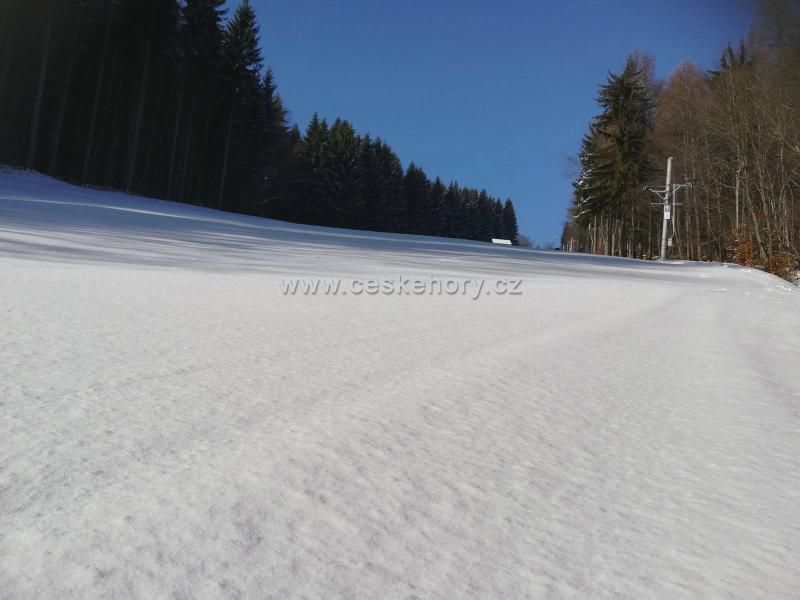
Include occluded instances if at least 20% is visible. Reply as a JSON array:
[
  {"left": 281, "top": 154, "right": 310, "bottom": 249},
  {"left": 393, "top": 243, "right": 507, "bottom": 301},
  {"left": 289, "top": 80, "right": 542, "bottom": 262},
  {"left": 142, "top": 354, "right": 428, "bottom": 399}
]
[{"left": 251, "top": 0, "right": 752, "bottom": 244}]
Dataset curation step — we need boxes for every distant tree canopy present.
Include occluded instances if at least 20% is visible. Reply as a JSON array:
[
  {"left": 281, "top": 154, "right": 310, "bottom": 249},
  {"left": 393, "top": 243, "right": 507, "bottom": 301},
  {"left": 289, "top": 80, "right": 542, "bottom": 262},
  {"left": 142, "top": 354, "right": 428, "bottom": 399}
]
[
  {"left": 0, "top": 0, "right": 520, "bottom": 245},
  {"left": 564, "top": 0, "right": 800, "bottom": 280}
]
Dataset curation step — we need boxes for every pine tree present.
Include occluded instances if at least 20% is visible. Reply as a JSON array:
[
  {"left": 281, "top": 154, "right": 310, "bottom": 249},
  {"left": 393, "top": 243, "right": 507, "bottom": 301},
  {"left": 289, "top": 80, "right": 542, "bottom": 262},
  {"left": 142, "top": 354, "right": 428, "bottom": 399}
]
[
  {"left": 371, "top": 140, "right": 405, "bottom": 232},
  {"left": 219, "top": 0, "right": 263, "bottom": 211},
  {"left": 502, "top": 199, "right": 519, "bottom": 244},
  {"left": 475, "top": 190, "right": 494, "bottom": 241},
  {"left": 296, "top": 114, "right": 332, "bottom": 225},
  {"left": 404, "top": 163, "right": 431, "bottom": 234},
  {"left": 429, "top": 178, "right": 448, "bottom": 236},
  {"left": 173, "top": 0, "right": 226, "bottom": 202},
  {"left": 123, "top": 0, "right": 180, "bottom": 192},
  {"left": 489, "top": 199, "right": 500, "bottom": 238},
  {"left": 321, "top": 118, "right": 364, "bottom": 226},
  {"left": 594, "top": 57, "right": 653, "bottom": 204},
  {"left": 256, "top": 68, "right": 290, "bottom": 211},
  {"left": 573, "top": 56, "right": 654, "bottom": 255}
]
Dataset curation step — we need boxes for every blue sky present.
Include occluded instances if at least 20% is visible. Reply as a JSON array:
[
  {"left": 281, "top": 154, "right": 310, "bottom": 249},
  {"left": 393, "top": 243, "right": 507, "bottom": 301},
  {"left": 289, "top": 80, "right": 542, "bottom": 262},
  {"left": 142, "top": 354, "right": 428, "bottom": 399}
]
[{"left": 251, "top": 0, "right": 752, "bottom": 244}]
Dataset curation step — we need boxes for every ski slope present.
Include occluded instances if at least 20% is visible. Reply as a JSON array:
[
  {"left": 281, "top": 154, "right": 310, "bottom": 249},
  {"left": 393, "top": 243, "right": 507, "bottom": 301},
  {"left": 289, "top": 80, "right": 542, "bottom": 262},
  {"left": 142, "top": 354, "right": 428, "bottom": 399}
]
[{"left": 1, "top": 169, "right": 799, "bottom": 600}]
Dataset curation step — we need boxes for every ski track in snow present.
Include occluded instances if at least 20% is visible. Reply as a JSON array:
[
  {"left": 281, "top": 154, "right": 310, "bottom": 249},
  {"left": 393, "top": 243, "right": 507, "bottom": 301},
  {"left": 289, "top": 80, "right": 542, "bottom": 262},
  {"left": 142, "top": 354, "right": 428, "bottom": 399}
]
[{"left": 1, "top": 170, "right": 799, "bottom": 599}]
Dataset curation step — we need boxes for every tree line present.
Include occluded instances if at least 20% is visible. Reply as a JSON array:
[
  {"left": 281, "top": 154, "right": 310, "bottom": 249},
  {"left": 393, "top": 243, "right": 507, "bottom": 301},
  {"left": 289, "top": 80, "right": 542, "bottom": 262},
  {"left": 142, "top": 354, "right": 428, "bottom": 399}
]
[
  {"left": 563, "top": 0, "right": 799, "bottom": 280},
  {"left": 0, "top": 0, "right": 519, "bottom": 244}
]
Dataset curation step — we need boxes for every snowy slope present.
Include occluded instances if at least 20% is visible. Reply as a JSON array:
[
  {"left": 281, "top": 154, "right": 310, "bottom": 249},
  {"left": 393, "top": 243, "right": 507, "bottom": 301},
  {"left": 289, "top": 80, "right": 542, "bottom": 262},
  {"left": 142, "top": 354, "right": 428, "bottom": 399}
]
[{"left": 1, "top": 170, "right": 799, "bottom": 600}]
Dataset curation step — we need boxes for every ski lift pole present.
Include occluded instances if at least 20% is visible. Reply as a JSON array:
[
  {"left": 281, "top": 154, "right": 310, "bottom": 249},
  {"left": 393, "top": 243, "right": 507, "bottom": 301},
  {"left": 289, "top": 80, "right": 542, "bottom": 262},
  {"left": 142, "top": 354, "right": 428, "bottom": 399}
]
[{"left": 659, "top": 157, "right": 673, "bottom": 261}]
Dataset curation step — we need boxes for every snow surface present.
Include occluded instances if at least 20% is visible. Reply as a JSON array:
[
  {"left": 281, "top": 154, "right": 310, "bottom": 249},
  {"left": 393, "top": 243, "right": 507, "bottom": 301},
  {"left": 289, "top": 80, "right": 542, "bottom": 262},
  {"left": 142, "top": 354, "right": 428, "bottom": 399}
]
[{"left": 1, "top": 170, "right": 799, "bottom": 600}]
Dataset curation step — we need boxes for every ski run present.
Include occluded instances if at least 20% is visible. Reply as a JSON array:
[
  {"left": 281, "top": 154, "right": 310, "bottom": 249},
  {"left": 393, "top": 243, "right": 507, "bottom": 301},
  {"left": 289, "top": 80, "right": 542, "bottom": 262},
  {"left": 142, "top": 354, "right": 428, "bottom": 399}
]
[{"left": 1, "top": 169, "right": 799, "bottom": 599}]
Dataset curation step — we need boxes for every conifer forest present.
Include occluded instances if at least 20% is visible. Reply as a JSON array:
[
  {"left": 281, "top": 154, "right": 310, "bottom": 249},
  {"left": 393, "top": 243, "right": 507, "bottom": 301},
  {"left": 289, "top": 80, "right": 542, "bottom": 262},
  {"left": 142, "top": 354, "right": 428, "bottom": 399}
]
[{"left": 0, "top": 0, "right": 520, "bottom": 244}]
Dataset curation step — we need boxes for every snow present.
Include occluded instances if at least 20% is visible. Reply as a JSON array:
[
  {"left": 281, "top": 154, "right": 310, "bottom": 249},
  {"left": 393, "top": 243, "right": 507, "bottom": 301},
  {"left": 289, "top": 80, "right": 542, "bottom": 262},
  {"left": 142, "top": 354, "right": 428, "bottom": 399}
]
[{"left": 1, "top": 169, "right": 799, "bottom": 599}]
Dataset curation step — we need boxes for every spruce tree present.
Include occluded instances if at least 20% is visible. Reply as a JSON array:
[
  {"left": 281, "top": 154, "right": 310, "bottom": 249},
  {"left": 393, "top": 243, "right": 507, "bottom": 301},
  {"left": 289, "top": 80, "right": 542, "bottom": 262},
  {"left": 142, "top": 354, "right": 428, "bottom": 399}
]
[
  {"left": 476, "top": 190, "right": 494, "bottom": 241},
  {"left": 373, "top": 140, "right": 405, "bottom": 232},
  {"left": 321, "top": 118, "right": 364, "bottom": 226},
  {"left": 491, "top": 199, "right": 503, "bottom": 239},
  {"left": 502, "top": 199, "right": 519, "bottom": 244},
  {"left": 593, "top": 57, "right": 653, "bottom": 206},
  {"left": 429, "top": 178, "right": 448, "bottom": 236},
  {"left": 404, "top": 163, "right": 431, "bottom": 235},
  {"left": 174, "top": 0, "right": 226, "bottom": 203},
  {"left": 256, "top": 68, "right": 290, "bottom": 211},
  {"left": 219, "top": 0, "right": 263, "bottom": 212},
  {"left": 574, "top": 55, "right": 654, "bottom": 255}
]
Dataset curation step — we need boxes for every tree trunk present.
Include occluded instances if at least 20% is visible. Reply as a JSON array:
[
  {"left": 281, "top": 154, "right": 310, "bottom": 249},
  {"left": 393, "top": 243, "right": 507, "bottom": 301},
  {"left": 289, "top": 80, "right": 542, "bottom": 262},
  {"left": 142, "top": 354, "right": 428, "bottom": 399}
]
[
  {"left": 610, "top": 218, "right": 616, "bottom": 257},
  {"left": 82, "top": 4, "right": 113, "bottom": 184},
  {"left": 218, "top": 103, "right": 236, "bottom": 209},
  {"left": 125, "top": 38, "right": 152, "bottom": 192},
  {"left": 694, "top": 206, "right": 701, "bottom": 261},
  {"left": 166, "top": 92, "right": 183, "bottom": 199},
  {"left": 99, "top": 48, "right": 119, "bottom": 187},
  {"left": 142, "top": 62, "right": 166, "bottom": 195},
  {"left": 196, "top": 103, "right": 214, "bottom": 203},
  {"left": 629, "top": 205, "right": 635, "bottom": 258},
  {"left": 27, "top": 0, "right": 54, "bottom": 169},
  {"left": 48, "top": 18, "right": 79, "bottom": 176},
  {"left": 685, "top": 198, "right": 691, "bottom": 260},
  {"left": 178, "top": 100, "right": 195, "bottom": 201},
  {"left": 0, "top": 11, "right": 14, "bottom": 123}
]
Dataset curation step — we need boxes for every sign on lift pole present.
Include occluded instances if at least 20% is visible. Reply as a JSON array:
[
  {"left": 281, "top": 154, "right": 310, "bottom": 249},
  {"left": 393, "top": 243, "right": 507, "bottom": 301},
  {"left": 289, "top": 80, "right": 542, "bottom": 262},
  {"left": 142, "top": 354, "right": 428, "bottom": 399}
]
[{"left": 659, "top": 157, "right": 673, "bottom": 261}]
